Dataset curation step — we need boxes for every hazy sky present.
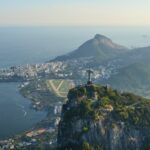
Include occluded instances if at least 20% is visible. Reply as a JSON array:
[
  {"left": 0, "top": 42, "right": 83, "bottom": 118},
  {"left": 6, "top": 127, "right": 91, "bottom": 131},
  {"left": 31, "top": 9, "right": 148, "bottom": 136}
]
[{"left": 0, "top": 0, "right": 150, "bottom": 26}]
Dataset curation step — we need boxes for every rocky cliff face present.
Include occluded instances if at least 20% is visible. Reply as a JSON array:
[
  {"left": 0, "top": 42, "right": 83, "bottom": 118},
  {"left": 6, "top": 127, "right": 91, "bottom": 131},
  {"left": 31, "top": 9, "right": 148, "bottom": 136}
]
[{"left": 57, "top": 84, "right": 150, "bottom": 150}]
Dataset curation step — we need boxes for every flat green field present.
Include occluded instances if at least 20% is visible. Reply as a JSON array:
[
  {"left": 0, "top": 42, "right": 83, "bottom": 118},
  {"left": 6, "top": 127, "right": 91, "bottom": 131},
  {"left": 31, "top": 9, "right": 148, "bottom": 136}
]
[
  {"left": 52, "top": 80, "right": 62, "bottom": 89},
  {"left": 46, "top": 80, "right": 75, "bottom": 98},
  {"left": 59, "top": 80, "right": 73, "bottom": 93}
]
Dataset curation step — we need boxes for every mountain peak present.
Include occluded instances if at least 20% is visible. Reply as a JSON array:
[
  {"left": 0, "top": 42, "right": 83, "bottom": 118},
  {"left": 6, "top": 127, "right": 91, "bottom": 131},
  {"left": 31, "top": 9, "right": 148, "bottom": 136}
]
[
  {"left": 54, "top": 34, "right": 128, "bottom": 62},
  {"left": 94, "top": 34, "right": 110, "bottom": 40},
  {"left": 93, "top": 34, "right": 115, "bottom": 47}
]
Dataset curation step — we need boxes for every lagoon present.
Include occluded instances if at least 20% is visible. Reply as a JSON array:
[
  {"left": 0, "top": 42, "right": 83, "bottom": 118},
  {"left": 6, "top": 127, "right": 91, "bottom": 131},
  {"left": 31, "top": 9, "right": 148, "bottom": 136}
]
[{"left": 0, "top": 82, "right": 46, "bottom": 139}]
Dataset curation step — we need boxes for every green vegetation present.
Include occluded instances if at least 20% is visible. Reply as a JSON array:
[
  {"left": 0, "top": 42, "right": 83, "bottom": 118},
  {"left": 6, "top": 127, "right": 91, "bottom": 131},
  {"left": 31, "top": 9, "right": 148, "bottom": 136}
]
[
  {"left": 82, "top": 126, "right": 89, "bottom": 133},
  {"left": 59, "top": 84, "right": 150, "bottom": 150},
  {"left": 63, "top": 98, "right": 101, "bottom": 122},
  {"left": 101, "top": 96, "right": 110, "bottom": 107},
  {"left": 64, "top": 84, "right": 150, "bottom": 127},
  {"left": 82, "top": 142, "right": 103, "bottom": 150}
]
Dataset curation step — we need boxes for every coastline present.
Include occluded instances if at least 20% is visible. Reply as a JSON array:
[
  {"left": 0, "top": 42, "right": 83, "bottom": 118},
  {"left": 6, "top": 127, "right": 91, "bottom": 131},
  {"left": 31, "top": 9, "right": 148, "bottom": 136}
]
[
  {"left": 0, "top": 80, "right": 61, "bottom": 149},
  {"left": 0, "top": 82, "right": 46, "bottom": 140}
]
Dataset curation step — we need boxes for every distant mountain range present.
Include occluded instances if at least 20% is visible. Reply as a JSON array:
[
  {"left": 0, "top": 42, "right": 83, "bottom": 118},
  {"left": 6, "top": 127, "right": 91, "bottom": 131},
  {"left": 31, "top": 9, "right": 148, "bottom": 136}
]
[
  {"left": 100, "top": 45, "right": 150, "bottom": 96},
  {"left": 52, "top": 34, "right": 150, "bottom": 97}
]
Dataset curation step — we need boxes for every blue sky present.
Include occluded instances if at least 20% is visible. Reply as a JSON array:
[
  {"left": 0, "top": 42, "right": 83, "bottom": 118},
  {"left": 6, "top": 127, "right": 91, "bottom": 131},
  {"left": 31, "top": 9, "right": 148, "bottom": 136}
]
[{"left": 0, "top": 0, "right": 150, "bottom": 26}]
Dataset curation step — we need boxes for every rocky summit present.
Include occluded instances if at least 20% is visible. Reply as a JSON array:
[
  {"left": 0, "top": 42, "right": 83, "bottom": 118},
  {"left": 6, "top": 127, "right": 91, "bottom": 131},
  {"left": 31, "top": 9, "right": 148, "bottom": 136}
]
[{"left": 57, "top": 84, "right": 150, "bottom": 150}]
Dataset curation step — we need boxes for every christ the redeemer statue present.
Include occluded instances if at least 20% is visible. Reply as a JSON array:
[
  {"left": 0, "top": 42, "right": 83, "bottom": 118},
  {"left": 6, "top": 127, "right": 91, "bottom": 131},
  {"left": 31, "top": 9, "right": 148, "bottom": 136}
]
[{"left": 86, "top": 69, "right": 94, "bottom": 85}]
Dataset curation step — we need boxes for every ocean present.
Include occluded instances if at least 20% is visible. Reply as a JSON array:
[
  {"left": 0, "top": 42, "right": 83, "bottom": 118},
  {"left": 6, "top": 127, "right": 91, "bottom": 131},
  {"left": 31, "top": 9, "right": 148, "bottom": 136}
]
[
  {"left": 0, "top": 26, "right": 150, "bottom": 68},
  {"left": 0, "top": 26, "right": 150, "bottom": 139}
]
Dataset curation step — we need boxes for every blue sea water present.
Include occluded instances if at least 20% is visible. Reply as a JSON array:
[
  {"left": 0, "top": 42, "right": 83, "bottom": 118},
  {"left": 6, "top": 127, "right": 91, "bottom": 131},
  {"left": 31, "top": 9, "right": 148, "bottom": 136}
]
[
  {"left": 0, "top": 26, "right": 150, "bottom": 138},
  {"left": 0, "top": 26, "right": 150, "bottom": 68}
]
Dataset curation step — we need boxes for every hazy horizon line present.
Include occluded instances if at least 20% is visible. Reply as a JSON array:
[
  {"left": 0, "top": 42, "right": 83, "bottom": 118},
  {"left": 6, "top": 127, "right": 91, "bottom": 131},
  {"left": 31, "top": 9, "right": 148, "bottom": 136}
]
[{"left": 0, "top": 25, "right": 150, "bottom": 28}]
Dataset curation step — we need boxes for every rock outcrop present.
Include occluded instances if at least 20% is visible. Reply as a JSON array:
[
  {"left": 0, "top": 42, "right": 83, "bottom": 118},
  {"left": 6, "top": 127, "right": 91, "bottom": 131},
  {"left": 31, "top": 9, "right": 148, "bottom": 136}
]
[{"left": 57, "top": 84, "right": 150, "bottom": 150}]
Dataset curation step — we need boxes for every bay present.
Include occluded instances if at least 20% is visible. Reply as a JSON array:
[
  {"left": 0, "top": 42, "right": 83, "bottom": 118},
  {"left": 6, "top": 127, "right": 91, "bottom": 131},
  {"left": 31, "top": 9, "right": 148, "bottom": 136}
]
[{"left": 0, "top": 82, "right": 46, "bottom": 139}]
